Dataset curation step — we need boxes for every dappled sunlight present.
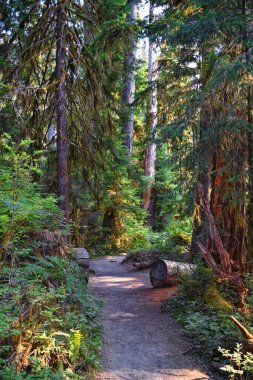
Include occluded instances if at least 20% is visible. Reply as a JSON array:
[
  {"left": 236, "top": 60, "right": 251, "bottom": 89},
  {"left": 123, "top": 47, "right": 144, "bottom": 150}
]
[
  {"left": 90, "top": 256, "right": 210, "bottom": 380},
  {"left": 109, "top": 312, "right": 137, "bottom": 318},
  {"left": 93, "top": 276, "right": 146, "bottom": 289}
]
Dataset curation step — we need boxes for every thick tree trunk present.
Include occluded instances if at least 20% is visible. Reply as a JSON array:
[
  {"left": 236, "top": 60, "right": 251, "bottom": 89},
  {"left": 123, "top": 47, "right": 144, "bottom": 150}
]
[
  {"left": 121, "top": 0, "right": 137, "bottom": 157},
  {"left": 56, "top": 0, "right": 69, "bottom": 219},
  {"left": 191, "top": 97, "right": 213, "bottom": 254},
  {"left": 143, "top": 0, "right": 158, "bottom": 223},
  {"left": 191, "top": 47, "right": 247, "bottom": 274},
  {"left": 211, "top": 149, "right": 247, "bottom": 269},
  {"left": 247, "top": 87, "right": 253, "bottom": 272},
  {"left": 244, "top": 0, "right": 253, "bottom": 272}
]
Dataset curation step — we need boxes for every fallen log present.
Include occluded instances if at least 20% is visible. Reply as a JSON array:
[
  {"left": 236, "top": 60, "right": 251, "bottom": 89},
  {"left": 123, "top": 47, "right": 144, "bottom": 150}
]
[
  {"left": 150, "top": 259, "right": 196, "bottom": 288},
  {"left": 133, "top": 261, "right": 153, "bottom": 270}
]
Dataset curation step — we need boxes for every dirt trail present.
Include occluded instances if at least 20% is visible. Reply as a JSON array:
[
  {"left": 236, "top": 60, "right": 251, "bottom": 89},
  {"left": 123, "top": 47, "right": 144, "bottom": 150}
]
[{"left": 89, "top": 256, "right": 216, "bottom": 380}]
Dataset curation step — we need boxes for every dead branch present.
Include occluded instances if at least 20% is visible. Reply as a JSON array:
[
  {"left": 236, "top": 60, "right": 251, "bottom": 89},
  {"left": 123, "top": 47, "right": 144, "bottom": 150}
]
[{"left": 229, "top": 316, "right": 253, "bottom": 341}]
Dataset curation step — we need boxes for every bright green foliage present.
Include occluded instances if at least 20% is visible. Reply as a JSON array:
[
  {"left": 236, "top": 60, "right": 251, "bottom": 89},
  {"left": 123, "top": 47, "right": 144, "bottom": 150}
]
[
  {"left": 154, "top": 149, "right": 193, "bottom": 254},
  {"left": 163, "top": 266, "right": 238, "bottom": 359},
  {"left": 0, "top": 137, "right": 101, "bottom": 378},
  {"left": 0, "top": 257, "right": 101, "bottom": 379},
  {"left": 0, "top": 135, "right": 63, "bottom": 253}
]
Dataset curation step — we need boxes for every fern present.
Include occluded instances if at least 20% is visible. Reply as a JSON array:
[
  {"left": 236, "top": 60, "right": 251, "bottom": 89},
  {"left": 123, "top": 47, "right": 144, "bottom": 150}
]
[{"left": 70, "top": 330, "right": 84, "bottom": 363}]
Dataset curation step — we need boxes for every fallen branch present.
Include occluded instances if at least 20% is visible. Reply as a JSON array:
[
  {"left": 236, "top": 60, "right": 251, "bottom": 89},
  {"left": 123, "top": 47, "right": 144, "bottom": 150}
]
[{"left": 229, "top": 316, "right": 253, "bottom": 342}]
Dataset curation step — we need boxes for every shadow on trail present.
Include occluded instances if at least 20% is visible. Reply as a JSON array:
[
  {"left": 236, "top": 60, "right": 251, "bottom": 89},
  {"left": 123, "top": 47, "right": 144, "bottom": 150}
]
[{"left": 89, "top": 256, "right": 218, "bottom": 380}]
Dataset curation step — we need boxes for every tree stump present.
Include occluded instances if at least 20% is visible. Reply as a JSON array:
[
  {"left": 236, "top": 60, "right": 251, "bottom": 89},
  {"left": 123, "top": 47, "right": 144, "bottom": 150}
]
[
  {"left": 72, "top": 248, "right": 89, "bottom": 268},
  {"left": 149, "top": 259, "right": 196, "bottom": 288}
]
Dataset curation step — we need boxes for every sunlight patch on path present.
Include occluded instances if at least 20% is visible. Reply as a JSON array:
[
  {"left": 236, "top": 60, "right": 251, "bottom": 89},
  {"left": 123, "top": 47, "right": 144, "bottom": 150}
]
[{"left": 89, "top": 256, "right": 217, "bottom": 380}]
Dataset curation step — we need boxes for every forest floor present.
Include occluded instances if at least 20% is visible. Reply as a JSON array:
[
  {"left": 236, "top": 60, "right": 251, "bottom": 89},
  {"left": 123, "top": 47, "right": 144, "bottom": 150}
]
[{"left": 89, "top": 255, "right": 219, "bottom": 380}]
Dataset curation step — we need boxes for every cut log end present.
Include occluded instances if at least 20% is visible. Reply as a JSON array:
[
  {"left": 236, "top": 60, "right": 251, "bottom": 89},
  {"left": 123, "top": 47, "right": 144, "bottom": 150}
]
[
  {"left": 149, "top": 260, "right": 168, "bottom": 287},
  {"left": 150, "top": 259, "right": 196, "bottom": 288}
]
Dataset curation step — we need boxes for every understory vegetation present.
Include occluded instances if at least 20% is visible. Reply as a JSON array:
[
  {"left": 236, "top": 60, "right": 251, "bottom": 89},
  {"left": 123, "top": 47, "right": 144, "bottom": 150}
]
[
  {"left": 164, "top": 266, "right": 253, "bottom": 378},
  {"left": 0, "top": 138, "right": 101, "bottom": 379}
]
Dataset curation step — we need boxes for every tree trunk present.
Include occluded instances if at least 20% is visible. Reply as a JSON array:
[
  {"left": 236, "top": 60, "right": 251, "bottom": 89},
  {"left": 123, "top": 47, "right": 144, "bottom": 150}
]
[
  {"left": 143, "top": 0, "right": 158, "bottom": 223},
  {"left": 56, "top": 0, "right": 69, "bottom": 219},
  {"left": 247, "top": 87, "right": 253, "bottom": 272},
  {"left": 244, "top": 0, "right": 253, "bottom": 272},
  {"left": 191, "top": 96, "right": 213, "bottom": 254},
  {"left": 210, "top": 148, "right": 246, "bottom": 270},
  {"left": 121, "top": 0, "right": 137, "bottom": 157},
  {"left": 191, "top": 46, "right": 247, "bottom": 274}
]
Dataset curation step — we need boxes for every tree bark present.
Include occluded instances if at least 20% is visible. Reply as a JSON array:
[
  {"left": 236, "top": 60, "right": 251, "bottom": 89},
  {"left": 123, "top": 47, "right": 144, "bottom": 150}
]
[
  {"left": 143, "top": 0, "right": 158, "bottom": 223},
  {"left": 247, "top": 87, "right": 253, "bottom": 272},
  {"left": 197, "top": 181, "right": 232, "bottom": 274},
  {"left": 191, "top": 47, "right": 247, "bottom": 273},
  {"left": 191, "top": 81, "right": 213, "bottom": 254},
  {"left": 244, "top": 0, "right": 253, "bottom": 272},
  {"left": 56, "top": 0, "right": 69, "bottom": 219},
  {"left": 121, "top": 0, "right": 137, "bottom": 157}
]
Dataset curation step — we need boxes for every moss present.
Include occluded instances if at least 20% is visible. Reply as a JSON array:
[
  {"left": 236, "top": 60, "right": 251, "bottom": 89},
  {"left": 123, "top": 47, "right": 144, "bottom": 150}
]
[
  {"left": 204, "top": 281, "right": 233, "bottom": 312},
  {"left": 180, "top": 265, "right": 214, "bottom": 300}
]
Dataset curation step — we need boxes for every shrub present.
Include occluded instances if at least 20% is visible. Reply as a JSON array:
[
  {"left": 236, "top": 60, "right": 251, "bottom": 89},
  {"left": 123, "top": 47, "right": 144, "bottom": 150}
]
[
  {"left": 0, "top": 257, "right": 101, "bottom": 379},
  {"left": 219, "top": 343, "right": 253, "bottom": 379},
  {"left": 0, "top": 136, "right": 101, "bottom": 378},
  {"left": 0, "top": 134, "right": 63, "bottom": 256},
  {"left": 163, "top": 266, "right": 238, "bottom": 359}
]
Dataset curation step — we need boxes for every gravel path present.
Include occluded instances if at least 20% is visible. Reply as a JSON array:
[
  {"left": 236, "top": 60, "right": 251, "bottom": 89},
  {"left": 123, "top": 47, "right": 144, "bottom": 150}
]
[{"left": 89, "top": 256, "right": 216, "bottom": 380}]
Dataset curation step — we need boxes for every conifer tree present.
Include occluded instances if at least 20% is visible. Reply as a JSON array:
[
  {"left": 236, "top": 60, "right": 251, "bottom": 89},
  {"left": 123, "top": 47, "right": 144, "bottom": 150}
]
[
  {"left": 121, "top": 0, "right": 138, "bottom": 157},
  {"left": 244, "top": 0, "right": 253, "bottom": 272},
  {"left": 56, "top": 0, "right": 69, "bottom": 218},
  {"left": 143, "top": 0, "right": 158, "bottom": 225}
]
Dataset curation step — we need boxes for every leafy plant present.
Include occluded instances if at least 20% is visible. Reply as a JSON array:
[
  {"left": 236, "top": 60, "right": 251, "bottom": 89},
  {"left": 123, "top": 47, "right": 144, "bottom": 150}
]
[
  {"left": 0, "top": 137, "right": 102, "bottom": 378},
  {"left": 0, "top": 134, "right": 63, "bottom": 255},
  {"left": 219, "top": 343, "right": 253, "bottom": 379},
  {"left": 0, "top": 257, "right": 101, "bottom": 378},
  {"left": 163, "top": 266, "right": 238, "bottom": 359}
]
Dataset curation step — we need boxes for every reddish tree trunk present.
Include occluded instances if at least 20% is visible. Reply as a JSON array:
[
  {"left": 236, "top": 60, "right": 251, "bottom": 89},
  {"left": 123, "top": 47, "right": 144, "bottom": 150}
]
[
  {"left": 244, "top": 0, "right": 253, "bottom": 272},
  {"left": 210, "top": 149, "right": 247, "bottom": 269},
  {"left": 197, "top": 181, "right": 232, "bottom": 275},
  {"left": 56, "top": 0, "right": 69, "bottom": 219}
]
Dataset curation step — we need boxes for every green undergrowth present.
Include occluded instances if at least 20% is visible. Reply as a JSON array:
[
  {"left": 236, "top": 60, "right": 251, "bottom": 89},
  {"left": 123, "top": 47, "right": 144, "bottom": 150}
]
[
  {"left": 164, "top": 267, "right": 253, "bottom": 377},
  {"left": 163, "top": 266, "right": 243, "bottom": 363},
  {"left": 0, "top": 256, "right": 102, "bottom": 380},
  {"left": 0, "top": 137, "right": 102, "bottom": 379}
]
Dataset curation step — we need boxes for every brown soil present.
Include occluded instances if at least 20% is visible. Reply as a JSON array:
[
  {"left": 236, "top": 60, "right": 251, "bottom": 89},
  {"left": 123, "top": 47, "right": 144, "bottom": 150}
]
[{"left": 89, "top": 255, "right": 219, "bottom": 380}]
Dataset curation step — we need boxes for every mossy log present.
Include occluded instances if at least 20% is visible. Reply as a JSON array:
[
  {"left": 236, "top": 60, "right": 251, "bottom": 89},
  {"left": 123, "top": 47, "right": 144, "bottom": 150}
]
[{"left": 149, "top": 259, "right": 196, "bottom": 288}]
